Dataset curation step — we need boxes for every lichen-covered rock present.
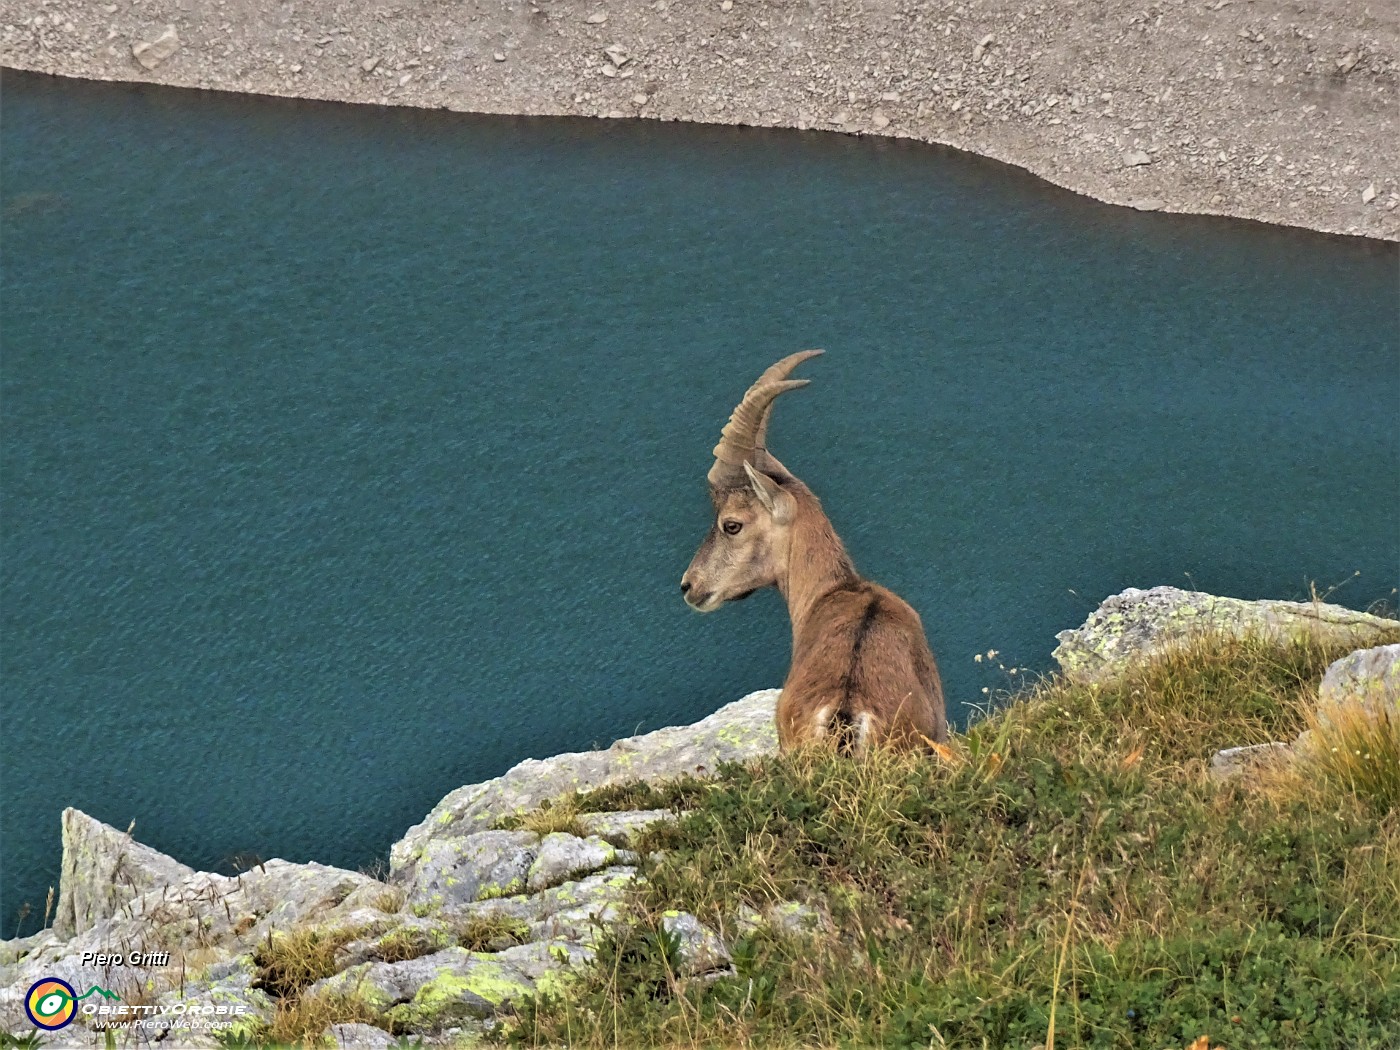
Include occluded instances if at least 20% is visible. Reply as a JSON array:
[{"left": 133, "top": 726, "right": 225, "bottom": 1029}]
[
  {"left": 1053, "top": 587, "right": 1400, "bottom": 685},
  {"left": 391, "top": 689, "right": 779, "bottom": 878},
  {"left": 54, "top": 807, "right": 196, "bottom": 938},
  {"left": 152, "top": 953, "right": 273, "bottom": 1038},
  {"left": 310, "top": 947, "right": 534, "bottom": 1029},
  {"left": 1318, "top": 644, "right": 1400, "bottom": 721},
  {"left": 578, "top": 809, "right": 681, "bottom": 848},
  {"left": 399, "top": 830, "right": 539, "bottom": 911},
  {"left": 525, "top": 833, "right": 619, "bottom": 893},
  {"left": 465, "top": 866, "right": 638, "bottom": 946},
  {"left": 494, "top": 938, "right": 595, "bottom": 993},
  {"left": 661, "top": 911, "right": 733, "bottom": 978}
]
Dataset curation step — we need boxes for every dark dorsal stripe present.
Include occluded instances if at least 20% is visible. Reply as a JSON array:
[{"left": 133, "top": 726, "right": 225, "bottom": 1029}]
[{"left": 837, "top": 595, "right": 881, "bottom": 713}]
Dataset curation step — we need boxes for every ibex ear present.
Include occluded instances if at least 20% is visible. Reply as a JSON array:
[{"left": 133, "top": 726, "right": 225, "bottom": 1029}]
[{"left": 743, "top": 461, "right": 796, "bottom": 524}]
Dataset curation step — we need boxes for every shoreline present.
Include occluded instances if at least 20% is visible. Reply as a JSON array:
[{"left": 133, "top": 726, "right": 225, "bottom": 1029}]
[{"left": 2, "top": 0, "right": 1396, "bottom": 241}]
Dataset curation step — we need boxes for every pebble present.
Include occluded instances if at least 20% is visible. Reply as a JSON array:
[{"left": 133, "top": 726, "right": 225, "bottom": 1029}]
[
  {"left": 1123, "top": 150, "right": 1152, "bottom": 166},
  {"left": 585, "top": 12, "right": 607, "bottom": 24},
  {"left": 721, "top": 0, "right": 733, "bottom": 10},
  {"left": 604, "top": 45, "right": 629, "bottom": 66},
  {"left": 493, "top": 52, "right": 505, "bottom": 61},
  {"left": 361, "top": 57, "right": 379, "bottom": 72},
  {"left": 131, "top": 25, "right": 179, "bottom": 70},
  {"left": 1361, "top": 183, "right": 1376, "bottom": 204},
  {"left": 972, "top": 33, "right": 995, "bottom": 62},
  {"left": 633, "top": 92, "right": 649, "bottom": 105},
  {"left": 872, "top": 110, "right": 890, "bottom": 129}
]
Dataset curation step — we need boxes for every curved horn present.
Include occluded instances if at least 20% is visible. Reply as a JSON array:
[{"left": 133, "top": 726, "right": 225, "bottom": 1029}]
[{"left": 708, "top": 350, "right": 823, "bottom": 488}]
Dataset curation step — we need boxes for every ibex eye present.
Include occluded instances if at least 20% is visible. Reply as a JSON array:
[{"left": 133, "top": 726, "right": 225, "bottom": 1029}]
[{"left": 722, "top": 521, "right": 743, "bottom": 536}]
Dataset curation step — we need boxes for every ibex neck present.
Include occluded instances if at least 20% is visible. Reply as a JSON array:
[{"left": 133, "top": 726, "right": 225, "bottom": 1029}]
[{"left": 776, "top": 486, "right": 859, "bottom": 639}]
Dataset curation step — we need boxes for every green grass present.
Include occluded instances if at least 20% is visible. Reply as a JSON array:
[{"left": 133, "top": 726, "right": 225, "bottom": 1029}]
[{"left": 503, "top": 630, "right": 1400, "bottom": 1050}]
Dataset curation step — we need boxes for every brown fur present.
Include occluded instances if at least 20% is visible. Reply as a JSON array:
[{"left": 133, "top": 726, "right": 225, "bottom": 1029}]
[{"left": 683, "top": 473, "right": 948, "bottom": 753}]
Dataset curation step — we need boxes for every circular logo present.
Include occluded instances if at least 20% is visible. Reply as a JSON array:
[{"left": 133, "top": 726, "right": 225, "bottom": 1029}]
[{"left": 25, "top": 978, "right": 77, "bottom": 1030}]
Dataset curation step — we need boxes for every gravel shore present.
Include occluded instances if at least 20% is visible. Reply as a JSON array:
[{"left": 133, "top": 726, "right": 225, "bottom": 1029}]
[{"left": 2, "top": 0, "right": 1397, "bottom": 240}]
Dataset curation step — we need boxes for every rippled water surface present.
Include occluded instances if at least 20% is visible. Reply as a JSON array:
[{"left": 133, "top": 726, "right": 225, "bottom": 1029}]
[{"left": 2, "top": 71, "right": 1396, "bottom": 921}]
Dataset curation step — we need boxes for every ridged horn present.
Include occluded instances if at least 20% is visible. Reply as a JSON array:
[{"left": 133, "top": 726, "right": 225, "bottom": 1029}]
[{"left": 707, "top": 350, "right": 824, "bottom": 488}]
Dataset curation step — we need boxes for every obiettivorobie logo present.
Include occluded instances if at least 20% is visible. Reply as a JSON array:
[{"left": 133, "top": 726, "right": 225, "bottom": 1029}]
[{"left": 24, "top": 978, "right": 120, "bottom": 1031}]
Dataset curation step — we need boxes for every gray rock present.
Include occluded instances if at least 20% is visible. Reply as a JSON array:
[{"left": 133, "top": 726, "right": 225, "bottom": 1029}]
[
  {"left": 525, "top": 833, "right": 619, "bottom": 893},
  {"left": 1123, "top": 150, "right": 1152, "bottom": 166},
  {"left": 578, "top": 809, "right": 680, "bottom": 847},
  {"left": 1053, "top": 587, "right": 1400, "bottom": 685},
  {"left": 1318, "top": 644, "right": 1399, "bottom": 718},
  {"left": 310, "top": 946, "right": 535, "bottom": 1028},
  {"left": 391, "top": 689, "right": 778, "bottom": 878},
  {"left": 153, "top": 953, "right": 274, "bottom": 1036},
  {"left": 54, "top": 807, "right": 196, "bottom": 938},
  {"left": 494, "top": 938, "right": 595, "bottom": 984},
  {"left": 0, "top": 928, "right": 62, "bottom": 969},
  {"left": 398, "top": 830, "right": 538, "bottom": 910},
  {"left": 1209, "top": 742, "right": 1291, "bottom": 780},
  {"left": 465, "top": 866, "right": 638, "bottom": 946},
  {"left": 661, "top": 911, "right": 733, "bottom": 978},
  {"left": 1, "top": 820, "right": 386, "bottom": 1035},
  {"left": 328, "top": 1023, "right": 396, "bottom": 1049},
  {"left": 131, "top": 25, "right": 179, "bottom": 69}
]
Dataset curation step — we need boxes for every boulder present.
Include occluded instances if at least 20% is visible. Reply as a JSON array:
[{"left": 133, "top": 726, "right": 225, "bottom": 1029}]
[
  {"left": 577, "top": 808, "right": 680, "bottom": 848},
  {"left": 1317, "top": 644, "right": 1400, "bottom": 721},
  {"left": 464, "top": 866, "right": 639, "bottom": 946},
  {"left": 1208, "top": 742, "right": 1292, "bottom": 780},
  {"left": 310, "top": 947, "right": 535, "bottom": 1030},
  {"left": 398, "top": 830, "right": 539, "bottom": 911},
  {"left": 661, "top": 911, "right": 733, "bottom": 978},
  {"left": 525, "top": 833, "right": 622, "bottom": 894},
  {"left": 391, "top": 689, "right": 778, "bottom": 877},
  {"left": 1053, "top": 587, "right": 1399, "bottom": 685},
  {"left": 54, "top": 807, "right": 196, "bottom": 937}
]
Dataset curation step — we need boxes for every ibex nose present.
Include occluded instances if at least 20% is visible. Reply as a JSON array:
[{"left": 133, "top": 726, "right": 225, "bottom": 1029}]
[{"left": 680, "top": 581, "right": 692, "bottom": 595}]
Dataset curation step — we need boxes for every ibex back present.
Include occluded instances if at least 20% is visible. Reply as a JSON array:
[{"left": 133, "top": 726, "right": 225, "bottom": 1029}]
[{"left": 681, "top": 351, "right": 948, "bottom": 754}]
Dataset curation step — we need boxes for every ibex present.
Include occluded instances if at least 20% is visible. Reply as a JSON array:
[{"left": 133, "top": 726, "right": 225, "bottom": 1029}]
[{"left": 681, "top": 350, "right": 948, "bottom": 753}]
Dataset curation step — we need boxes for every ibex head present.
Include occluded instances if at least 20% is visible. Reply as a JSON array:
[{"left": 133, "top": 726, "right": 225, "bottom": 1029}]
[{"left": 680, "top": 350, "right": 822, "bottom": 613}]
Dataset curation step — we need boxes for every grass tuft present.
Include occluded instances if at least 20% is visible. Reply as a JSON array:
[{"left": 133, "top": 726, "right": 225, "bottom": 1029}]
[
  {"left": 495, "top": 795, "right": 589, "bottom": 838},
  {"left": 1290, "top": 699, "right": 1400, "bottom": 814},
  {"left": 252, "top": 926, "right": 362, "bottom": 1000},
  {"left": 457, "top": 914, "right": 532, "bottom": 952},
  {"left": 260, "top": 988, "right": 382, "bottom": 1046}
]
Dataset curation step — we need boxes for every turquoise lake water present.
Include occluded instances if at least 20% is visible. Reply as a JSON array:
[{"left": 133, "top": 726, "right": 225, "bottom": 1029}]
[{"left": 2, "top": 70, "right": 1396, "bottom": 924}]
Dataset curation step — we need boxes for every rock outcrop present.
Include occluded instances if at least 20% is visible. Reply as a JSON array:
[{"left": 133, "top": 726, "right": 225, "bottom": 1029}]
[
  {"left": 1, "top": 691, "right": 775, "bottom": 1046},
  {"left": 54, "top": 808, "right": 197, "bottom": 939},
  {"left": 1053, "top": 586, "right": 1399, "bottom": 685},
  {"left": 390, "top": 688, "right": 778, "bottom": 878}
]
